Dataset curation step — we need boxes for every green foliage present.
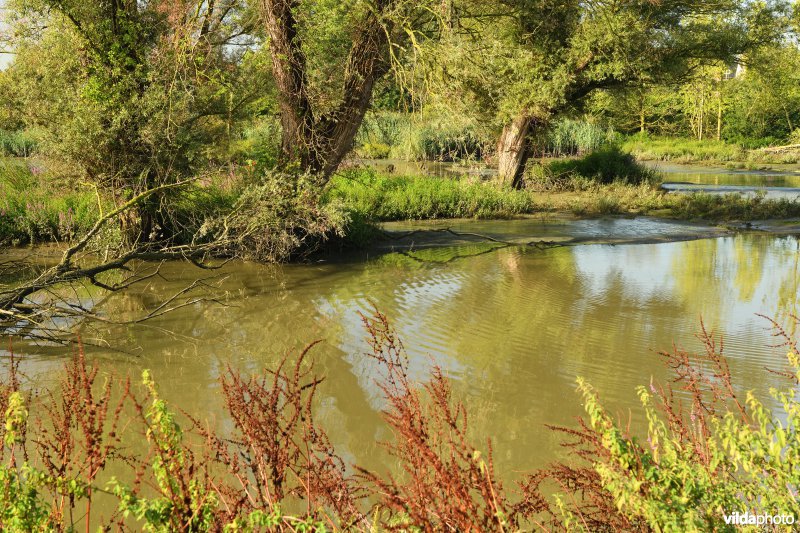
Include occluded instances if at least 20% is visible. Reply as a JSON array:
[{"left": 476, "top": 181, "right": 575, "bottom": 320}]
[
  {"left": 326, "top": 168, "right": 536, "bottom": 221},
  {"left": 540, "top": 119, "right": 619, "bottom": 157},
  {"left": 0, "top": 392, "right": 80, "bottom": 532},
  {"left": 669, "top": 192, "right": 800, "bottom": 221},
  {"left": 0, "top": 159, "right": 98, "bottom": 244},
  {"left": 199, "top": 171, "right": 349, "bottom": 262},
  {"left": 571, "top": 337, "right": 800, "bottom": 531},
  {"left": 544, "top": 146, "right": 659, "bottom": 185},
  {"left": 722, "top": 44, "right": 800, "bottom": 143},
  {"left": 620, "top": 135, "right": 800, "bottom": 165},
  {"left": 227, "top": 118, "right": 283, "bottom": 175},
  {"left": 620, "top": 136, "right": 746, "bottom": 162},
  {"left": 358, "top": 142, "right": 392, "bottom": 159},
  {"left": 0, "top": 130, "right": 38, "bottom": 157},
  {"left": 111, "top": 371, "right": 218, "bottom": 532},
  {"left": 590, "top": 39, "right": 800, "bottom": 146},
  {"left": 0, "top": 463, "right": 52, "bottom": 532},
  {"left": 4, "top": 2, "right": 262, "bottom": 241},
  {"left": 356, "top": 111, "right": 487, "bottom": 162}
]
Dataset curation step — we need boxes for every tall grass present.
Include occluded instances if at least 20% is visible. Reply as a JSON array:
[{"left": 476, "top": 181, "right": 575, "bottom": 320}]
[
  {"left": 0, "top": 130, "right": 39, "bottom": 158},
  {"left": 355, "top": 111, "right": 487, "bottom": 161},
  {"left": 326, "top": 168, "right": 536, "bottom": 220},
  {"left": 621, "top": 135, "right": 746, "bottom": 162},
  {"left": 327, "top": 165, "right": 800, "bottom": 224},
  {"left": 622, "top": 135, "right": 800, "bottom": 165},
  {"left": 0, "top": 159, "right": 98, "bottom": 244},
  {"left": 539, "top": 118, "right": 619, "bottom": 157}
]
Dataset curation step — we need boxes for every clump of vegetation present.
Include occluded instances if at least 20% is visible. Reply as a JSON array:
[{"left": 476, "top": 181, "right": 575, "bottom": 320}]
[
  {"left": 0, "top": 160, "right": 97, "bottom": 245},
  {"left": 620, "top": 136, "right": 747, "bottom": 163},
  {"left": 325, "top": 165, "right": 800, "bottom": 224},
  {"left": 199, "top": 171, "right": 349, "bottom": 262},
  {"left": 226, "top": 118, "right": 283, "bottom": 175},
  {"left": 620, "top": 135, "right": 800, "bottom": 166},
  {"left": 326, "top": 168, "right": 536, "bottom": 221},
  {"left": 0, "top": 130, "right": 38, "bottom": 158},
  {"left": 356, "top": 111, "right": 487, "bottom": 162},
  {"left": 529, "top": 146, "right": 660, "bottom": 188},
  {"left": 538, "top": 118, "right": 619, "bottom": 157},
  {"left": 1, "top": 312, "right": 799, "bottom": 531},
  {"left": 543, "top": 317, "right": 800, "bottom": 530},
  {"left": 669, "top": 192, "right": 800, "bottom": 221}
]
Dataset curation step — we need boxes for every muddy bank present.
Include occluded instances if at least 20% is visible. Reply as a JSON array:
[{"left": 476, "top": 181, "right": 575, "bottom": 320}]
[{"left": 374, "top": 215, "right": 754, "bottom": 251}]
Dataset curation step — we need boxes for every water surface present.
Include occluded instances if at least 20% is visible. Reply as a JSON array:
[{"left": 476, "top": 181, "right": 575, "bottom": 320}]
[{"left": 4, "top": 228, "right": 800, "bottom": 479}]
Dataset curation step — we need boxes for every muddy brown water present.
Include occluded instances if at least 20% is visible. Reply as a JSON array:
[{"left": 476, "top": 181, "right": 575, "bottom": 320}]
[{"left": 3, "top": 218, "right": 800, "bottom": 486}]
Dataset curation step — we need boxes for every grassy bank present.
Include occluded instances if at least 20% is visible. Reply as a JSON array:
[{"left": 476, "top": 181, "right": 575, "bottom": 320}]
[
  {"left": 621, "top": 135, "right": 800, "bottom": 167},
  {"left": 327, "top": 165, "right": 800, "bottom": 227},
  {"left": 0, "top": 159, "right": 98, "bottom": 245},
  {"left": 326, "top": 169, "right": 537, "bottom": 220},
  {"left": 5, "top": 155, "right": 800, "bottom": 252}
]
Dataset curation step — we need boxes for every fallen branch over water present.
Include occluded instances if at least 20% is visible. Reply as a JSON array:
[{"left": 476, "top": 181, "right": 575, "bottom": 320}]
[{"left": 0, "top": 179, "right": 233, "bottom": 343}]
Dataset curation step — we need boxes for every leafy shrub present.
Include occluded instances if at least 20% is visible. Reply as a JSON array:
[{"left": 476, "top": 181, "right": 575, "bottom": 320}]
[
  {"left": 544, "top": 317, "right": 800, "bottom": 531},
  {"left": 226, "top": 118, "right": 282, "bottom": 174},
  {"left": 199, "top": 171, "right": 349, "bottom": 262},
  {"left": 540, "top": 146, "right": 660, "bottom": 186},
  {"left": 355, "top": 141, "right": 391, "bottom": 159}
]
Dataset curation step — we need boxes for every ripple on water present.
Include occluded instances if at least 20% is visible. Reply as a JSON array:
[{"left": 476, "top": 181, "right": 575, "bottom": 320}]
[{"left": 3, "top": 232, "right": 800, "bottom": 476}]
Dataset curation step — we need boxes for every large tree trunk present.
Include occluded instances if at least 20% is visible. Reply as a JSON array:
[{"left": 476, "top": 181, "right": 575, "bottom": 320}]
[
  {"left": 315, "top": 14, "right": 390, "bottom": 178},
  {"left": 496, "top": 113, "right": 534, "bottom": 188},
  {"left": 260, "top": 0, "right": 391, "bottom": 181}
]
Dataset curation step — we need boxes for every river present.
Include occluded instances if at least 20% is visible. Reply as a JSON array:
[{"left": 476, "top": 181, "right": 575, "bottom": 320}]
[
  {"left": 3, "top": 224, "right": 800, "bottom": 481},
  {"left": 2, "top": 164, "right": 800, "bottom": 492}
]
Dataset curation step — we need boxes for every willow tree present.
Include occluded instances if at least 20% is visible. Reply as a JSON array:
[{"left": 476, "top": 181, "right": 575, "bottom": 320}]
[
  {"left": 5, "top": 0, "right": 261, "bottom": 242},
  {"left": 257, "top": 0, "right": 429, "bottom": 179},
  {"left": 431, "top": 0, "right": 787, "bottom": 187}
]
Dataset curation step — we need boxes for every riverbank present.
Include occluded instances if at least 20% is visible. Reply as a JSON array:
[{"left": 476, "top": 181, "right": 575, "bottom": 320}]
[
  {"left": 621, "top": 136, "right": 800, "bottom": 169},
  {"left": 5, "top": 157, "right": 800, "bottom": 250},
  {"left": 329, "top": 167, "right": 800, "bottom": 226}
]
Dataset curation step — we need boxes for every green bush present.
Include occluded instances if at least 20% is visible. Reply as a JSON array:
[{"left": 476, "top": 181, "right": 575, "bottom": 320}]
[
  {"left": 356, "top": 142, "right": 391, "bottom": 159},
  {"left": 542, "top": 146, "right": 660, "bottom": 186},
  {"left": 556, "top": 324, "right": 800, "bottom": 531},
  {"left": 226, "top": 118, "right": 282, "bottom": 174},
  {"left": 198, "top": 171, "right": 349, "bottom": 261}
]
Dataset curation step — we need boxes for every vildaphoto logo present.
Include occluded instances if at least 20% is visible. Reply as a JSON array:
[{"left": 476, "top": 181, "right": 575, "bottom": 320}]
[{"left": 723, "top": 511, "right": 796, "bottom": 526}]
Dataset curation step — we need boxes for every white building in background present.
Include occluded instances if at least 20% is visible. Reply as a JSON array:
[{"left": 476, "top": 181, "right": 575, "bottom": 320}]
[{"left": 723, "top": 59, "right": 746, "bottom": 81}]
